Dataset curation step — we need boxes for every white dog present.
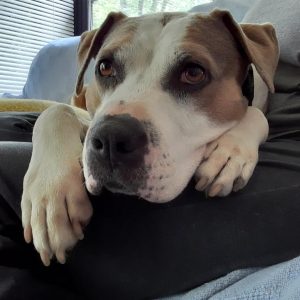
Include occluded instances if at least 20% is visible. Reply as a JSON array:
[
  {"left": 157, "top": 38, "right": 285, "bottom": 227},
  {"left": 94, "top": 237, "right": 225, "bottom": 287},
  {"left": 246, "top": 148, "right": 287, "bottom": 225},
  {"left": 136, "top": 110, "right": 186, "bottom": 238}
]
[{"left": 21, "top": 10, "right": 279, "bottom": 266}]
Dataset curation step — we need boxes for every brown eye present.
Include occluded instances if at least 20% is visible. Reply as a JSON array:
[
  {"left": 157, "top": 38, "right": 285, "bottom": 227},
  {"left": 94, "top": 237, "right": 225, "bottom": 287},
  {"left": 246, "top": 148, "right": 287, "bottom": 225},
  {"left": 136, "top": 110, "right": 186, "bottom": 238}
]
[
  {"left": 99, "top": 60, "right": 115, "bottom": 77},
  {"left": 180, "top": 64, "right": 206, "bottom": 84}
]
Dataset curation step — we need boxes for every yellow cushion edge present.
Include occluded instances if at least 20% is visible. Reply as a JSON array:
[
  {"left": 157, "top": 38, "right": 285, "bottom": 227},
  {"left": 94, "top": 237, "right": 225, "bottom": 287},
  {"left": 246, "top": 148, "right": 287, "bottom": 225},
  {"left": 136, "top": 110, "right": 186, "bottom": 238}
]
[{"left": 0, "top": 99, "right": 58, "bottom": 112}]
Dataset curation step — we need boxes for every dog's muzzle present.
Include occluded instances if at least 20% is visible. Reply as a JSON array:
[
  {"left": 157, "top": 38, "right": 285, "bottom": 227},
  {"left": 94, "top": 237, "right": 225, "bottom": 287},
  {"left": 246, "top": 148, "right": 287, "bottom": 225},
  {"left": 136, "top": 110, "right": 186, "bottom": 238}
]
[{"left": 85, "top": 114, "right": 149, "bottom": 194}]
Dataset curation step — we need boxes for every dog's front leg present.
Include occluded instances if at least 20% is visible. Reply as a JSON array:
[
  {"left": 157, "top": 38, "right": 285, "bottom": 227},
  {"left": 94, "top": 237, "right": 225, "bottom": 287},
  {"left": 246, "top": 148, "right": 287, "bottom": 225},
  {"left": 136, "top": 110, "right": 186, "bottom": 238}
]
[
  {"left": 194, "top": 106, "right": 268, "bottom": 197},
  {"left": 21, "top": 104, "right": 93, "bottom": 266},
  {"left": 194, "top": 66, "right": 270, "bottom": 197}
]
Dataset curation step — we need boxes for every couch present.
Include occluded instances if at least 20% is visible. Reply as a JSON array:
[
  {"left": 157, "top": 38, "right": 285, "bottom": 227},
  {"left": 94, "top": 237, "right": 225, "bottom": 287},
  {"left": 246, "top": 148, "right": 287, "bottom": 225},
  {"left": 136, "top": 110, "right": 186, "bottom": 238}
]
[{"left": 1, "top": 0, "right": 300, "bottom": 299}]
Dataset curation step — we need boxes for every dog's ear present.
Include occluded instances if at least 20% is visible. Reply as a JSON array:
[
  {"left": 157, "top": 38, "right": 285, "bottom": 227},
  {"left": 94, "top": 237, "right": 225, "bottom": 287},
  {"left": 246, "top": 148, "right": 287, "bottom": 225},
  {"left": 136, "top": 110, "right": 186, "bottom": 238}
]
[
  {"left": 73, "top": 12, "right": 126, "bottom": 106},
  {"left": 77, "top": 29, "right": 98, "bottom": 69},
  {"left": 211, "top": 10, "right": 279, "bottom": 93}
]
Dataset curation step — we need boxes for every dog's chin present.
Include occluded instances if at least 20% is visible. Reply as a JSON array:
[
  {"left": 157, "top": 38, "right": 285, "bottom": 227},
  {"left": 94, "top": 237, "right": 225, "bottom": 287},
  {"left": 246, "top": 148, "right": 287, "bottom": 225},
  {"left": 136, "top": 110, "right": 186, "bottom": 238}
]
[
  {"left": 86, "top": 176, "right": 187, "bottom": 203},
  {"left": 85, "top": 166, "right": 193, "bottom": 202},
  {"left": 85, "top": 173, "right": 137, "bottom": 196},
  {"left": 85, "top": 183, "right": 102, "bottom": 196},
  {"left": 104, "top": 181, "right": 136, "bottom": 195},
  {"left": 137, "top": 180, "right": 188, "bottom": 203},
  {"left": 84, "top": 159, "right": 195, "bottom": 203}
]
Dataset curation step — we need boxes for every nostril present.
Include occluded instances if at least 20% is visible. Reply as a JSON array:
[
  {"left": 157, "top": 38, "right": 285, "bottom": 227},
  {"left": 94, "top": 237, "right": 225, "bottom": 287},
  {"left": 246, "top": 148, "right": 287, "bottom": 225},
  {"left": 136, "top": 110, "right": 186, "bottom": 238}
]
[{"left": 92, "top": 138, "right": 104, "bottom": 150}]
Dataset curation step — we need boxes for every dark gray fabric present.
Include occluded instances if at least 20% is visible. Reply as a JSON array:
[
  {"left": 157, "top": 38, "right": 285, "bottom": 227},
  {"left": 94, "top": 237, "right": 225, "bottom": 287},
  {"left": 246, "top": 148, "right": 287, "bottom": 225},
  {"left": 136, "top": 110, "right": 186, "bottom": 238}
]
[
  {"left": 0, "top": 142, "right": 32, "bottom": 216},
  {"left": 0, "top": 116, "right": 300, "bottom": 299},
  {"left": 268, "top": 62, "right": 300, "bottom": 140},
  {"left": 0, "top": 108, "right": 300, "bottom": 299},
  {"left": 0, "top": 113, "right": 38, "bottom": 142},
  {"left": 0, "top": 61, "right": 300, "bottom": 299},
  {"left": 0, "top": 142, "right": 81, "bottom": 299}
]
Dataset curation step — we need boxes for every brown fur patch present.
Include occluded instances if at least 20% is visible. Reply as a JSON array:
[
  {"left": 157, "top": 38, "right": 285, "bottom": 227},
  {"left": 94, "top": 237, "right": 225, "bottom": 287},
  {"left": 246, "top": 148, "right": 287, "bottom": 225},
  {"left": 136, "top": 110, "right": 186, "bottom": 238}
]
[
  {"left": 196, "top": 78, "right": 248, "bottom": 123},
  {"left": 71, "top": 86, "right": 87, "bottom": 109},
  {"left": 179, "top": 42, "right": 220, "bottom": 78},
  {"left": 85, "top": 79, "right": 102, "bottom": 115},
  {"left": 99, "top": 19, "right": 137, "bottom": 57},
  {"left": 77, "top": 29, "right": 97, "bottom": 68},
  {"left": 183, "top": 14, "right": 248, "bottom": 82},
  {"left": 75, "top": 12, "right": 127, "bottom": 98},
  {"left": 210, "top": 10, "right": 279, "bottom": 93},
  {"left": 181, "top": 14, "right": 250, "bottom": 123}
]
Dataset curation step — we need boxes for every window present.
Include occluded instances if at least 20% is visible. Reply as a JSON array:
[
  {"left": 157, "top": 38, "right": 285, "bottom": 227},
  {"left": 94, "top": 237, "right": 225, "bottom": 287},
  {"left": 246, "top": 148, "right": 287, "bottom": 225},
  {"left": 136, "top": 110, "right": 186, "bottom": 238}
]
[
  {"left": 0, "top": 0, "right": 74, "bottom": 95},
  {"left": 91, "top": 0, "right": 212, "bottom": 29}
]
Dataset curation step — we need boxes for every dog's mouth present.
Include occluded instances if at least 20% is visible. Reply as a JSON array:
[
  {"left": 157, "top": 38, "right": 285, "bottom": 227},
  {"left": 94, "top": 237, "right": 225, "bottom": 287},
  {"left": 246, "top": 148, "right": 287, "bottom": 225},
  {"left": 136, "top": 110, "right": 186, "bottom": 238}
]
[
  {"left": 105, "top": 180, "right": 124, "bottom": 191},
  {"left": 85, "top": 166, "right": 148, "bottom": 196},
  {"left": 83, "top": 114, "right": 158, "bottom": 196},
  {"left": 104, "top": 180, "right": 135, "bottom": 194},
  {"left": 82, "top": 114, "right": 199, "bottom": 202}
]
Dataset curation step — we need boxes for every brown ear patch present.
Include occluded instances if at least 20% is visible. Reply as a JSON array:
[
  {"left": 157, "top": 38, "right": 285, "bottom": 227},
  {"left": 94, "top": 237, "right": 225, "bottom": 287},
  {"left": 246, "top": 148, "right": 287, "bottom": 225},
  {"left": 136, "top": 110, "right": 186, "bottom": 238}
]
[
  {"left": 77, "top": 29, "right": 98, "bottom": 68},
  {"left": 210, "top": 9, "right": 279, "bottom": 93},
  {"left": 180, "top": 9, "right": 278, "bottom": 123},
  {"left": 100, "top": 18, "right": 138, "bottom": 55},
  {"left": 75, "top": 12, "right": 127, "bottom": 98},
  {"left": 183, "top": 13, "right": 249, "bottom": 81}
]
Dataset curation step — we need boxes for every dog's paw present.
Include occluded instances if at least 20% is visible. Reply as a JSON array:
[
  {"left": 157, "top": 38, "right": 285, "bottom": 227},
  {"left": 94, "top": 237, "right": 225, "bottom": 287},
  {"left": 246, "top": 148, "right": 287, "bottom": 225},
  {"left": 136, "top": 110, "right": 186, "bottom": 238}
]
[
  {"left": 21, "top": 162, "right": 93, "bottom": 266},
  {"left": 194, "top": 132, "right": 259, "bottom": 197}
]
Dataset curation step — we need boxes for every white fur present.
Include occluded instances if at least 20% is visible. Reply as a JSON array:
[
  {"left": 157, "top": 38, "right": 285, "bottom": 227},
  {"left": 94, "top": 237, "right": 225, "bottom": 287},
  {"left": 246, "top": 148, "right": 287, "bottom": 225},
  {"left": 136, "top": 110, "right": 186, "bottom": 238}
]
[{"left": 84, "top": 16, "right": 236, "bottom": 202}]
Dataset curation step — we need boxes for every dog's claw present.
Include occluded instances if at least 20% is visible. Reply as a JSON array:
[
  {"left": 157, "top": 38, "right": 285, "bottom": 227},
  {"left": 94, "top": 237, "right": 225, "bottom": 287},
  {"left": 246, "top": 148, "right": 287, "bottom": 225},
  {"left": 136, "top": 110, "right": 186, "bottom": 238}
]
[
  {"left": 24, "top": 226, "right": 32, "bottom": 244},
  {"left": 194, "top": 130, "right": 259, "bottom": 198},
  {"left": 233, "top": 177, "right": 245, "bottom": 192},
  {"left": 208, "top": 184, "right": 223, "bottom": 197},
  {"left": 40, "top": 250, "right": 51, "bottom": 267},
  {"left": 72, "top": 221, "right": 84, "bottom": 240},
  {"left": 195, "top": 177, "right": 209, "bottom": 191},
  {"left": 56, "top": 251, "right": 66, "bottom": 264}
]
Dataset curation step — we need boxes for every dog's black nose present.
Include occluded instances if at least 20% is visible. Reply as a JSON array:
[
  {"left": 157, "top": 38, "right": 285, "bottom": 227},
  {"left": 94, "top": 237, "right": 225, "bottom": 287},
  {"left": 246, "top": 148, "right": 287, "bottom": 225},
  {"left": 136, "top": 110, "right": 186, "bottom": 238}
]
[{"left": 90, "top": 114, "right": 148, "bottom": 167}]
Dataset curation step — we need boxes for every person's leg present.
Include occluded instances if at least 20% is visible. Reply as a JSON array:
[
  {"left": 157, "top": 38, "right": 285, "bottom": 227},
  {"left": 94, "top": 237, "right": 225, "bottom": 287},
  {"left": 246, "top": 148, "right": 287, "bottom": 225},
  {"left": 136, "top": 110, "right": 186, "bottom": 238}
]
[
  {"left": 0, "top": 114, "right": 81, "bottom": 299},
  {"left": 66, "top": 137, "right": 300, "bottom": 300},
  {"left": 0, "top": 112, "right": 38, "bottom": 142},
  {"left": 0, "top": 142, "right": 32, "bottom": 217}
]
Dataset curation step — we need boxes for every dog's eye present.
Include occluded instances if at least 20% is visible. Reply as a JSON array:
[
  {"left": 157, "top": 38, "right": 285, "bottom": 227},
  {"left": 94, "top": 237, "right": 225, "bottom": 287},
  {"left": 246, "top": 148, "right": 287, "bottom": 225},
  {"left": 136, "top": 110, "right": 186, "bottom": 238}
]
[
  {"left": 180, "top": 64, "right": 206, "bottom": 84},
  {"left": 99, "top": 60, "right": 115, "bottom": 77}
]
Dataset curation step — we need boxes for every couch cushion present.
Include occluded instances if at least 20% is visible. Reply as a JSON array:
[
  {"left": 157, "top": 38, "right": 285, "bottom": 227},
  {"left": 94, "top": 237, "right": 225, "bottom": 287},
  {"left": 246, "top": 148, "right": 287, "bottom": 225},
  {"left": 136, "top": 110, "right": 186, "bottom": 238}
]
[
  {"left": 243, "top": 0, "right": 300, "bottom": 66},
  {"left": 190, "top": 0, "right": 253, "bottom": 22},
  {"left": 22, "top": 36, "right": 94, "bottom": 103}
]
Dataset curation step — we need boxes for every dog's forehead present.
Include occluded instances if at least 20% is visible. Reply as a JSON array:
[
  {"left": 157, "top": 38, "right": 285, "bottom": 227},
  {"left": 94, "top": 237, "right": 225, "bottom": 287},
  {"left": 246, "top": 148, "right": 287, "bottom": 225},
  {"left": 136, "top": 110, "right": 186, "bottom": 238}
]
[
  {"left": 100, "top": 12, "right": 240, "bottom": 71},
  {"left": 134, "top": 13, "right": 190, "bottom": 47},
  {"left": 101, "top": 12, "right": 190, "bottom": 55}
]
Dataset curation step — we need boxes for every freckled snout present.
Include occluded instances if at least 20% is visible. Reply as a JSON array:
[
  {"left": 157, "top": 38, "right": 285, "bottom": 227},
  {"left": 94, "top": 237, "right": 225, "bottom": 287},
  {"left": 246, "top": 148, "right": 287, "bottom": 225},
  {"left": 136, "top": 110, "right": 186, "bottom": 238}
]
[{"left": 89, "top": 114, "right": 148, "bottom": 168}]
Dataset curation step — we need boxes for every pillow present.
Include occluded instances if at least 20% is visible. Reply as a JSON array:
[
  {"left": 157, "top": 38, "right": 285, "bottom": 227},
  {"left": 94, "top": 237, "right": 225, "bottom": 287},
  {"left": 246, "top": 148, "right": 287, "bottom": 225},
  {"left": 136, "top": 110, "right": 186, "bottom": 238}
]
[
  {"left": 22, "top": 37, "right": 94, "bottom": 103},
  {"left": 243, "top": 0, "right": 300, "bottom": 66},
  {"left": 190, "top": 0, "right": 254, "bottom": 22}
]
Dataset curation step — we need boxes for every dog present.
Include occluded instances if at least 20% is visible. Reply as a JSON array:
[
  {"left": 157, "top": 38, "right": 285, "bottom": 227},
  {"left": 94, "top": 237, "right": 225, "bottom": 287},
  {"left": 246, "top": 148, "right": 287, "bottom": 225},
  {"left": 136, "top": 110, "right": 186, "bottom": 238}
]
[{"left": 21, "top": 10, "right": 279, "bottom": 266}]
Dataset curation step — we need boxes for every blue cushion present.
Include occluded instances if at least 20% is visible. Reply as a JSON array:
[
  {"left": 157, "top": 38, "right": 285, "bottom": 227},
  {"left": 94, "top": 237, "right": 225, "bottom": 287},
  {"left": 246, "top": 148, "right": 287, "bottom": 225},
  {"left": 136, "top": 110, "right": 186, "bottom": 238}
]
[
  {"left": 243, "top": 0, "right": 300, "bottom": 66},
  {"left": 190, "top": 0, "right": 253, "bottom": 22},
  {"left": 22, "top": 36, "right": 93, "bottom": 103}
]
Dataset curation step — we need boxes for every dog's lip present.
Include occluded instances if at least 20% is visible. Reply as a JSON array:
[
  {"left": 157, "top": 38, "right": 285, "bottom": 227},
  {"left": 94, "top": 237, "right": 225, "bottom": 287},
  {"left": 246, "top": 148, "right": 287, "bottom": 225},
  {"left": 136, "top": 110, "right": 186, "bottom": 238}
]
[
  {"left": 104, "top": 180, "right": 136, "bottom": 195},
  {"left": 105, "top": 180, "right": 125, "bottom": 190}
]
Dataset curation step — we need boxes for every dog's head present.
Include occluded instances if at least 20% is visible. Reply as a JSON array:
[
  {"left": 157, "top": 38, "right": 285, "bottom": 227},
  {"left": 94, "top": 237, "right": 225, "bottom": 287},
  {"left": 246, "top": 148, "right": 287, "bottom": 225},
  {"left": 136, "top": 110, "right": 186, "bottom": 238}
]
[{"left": 73, "top": 10, "right": 278, "bottom": 203}]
